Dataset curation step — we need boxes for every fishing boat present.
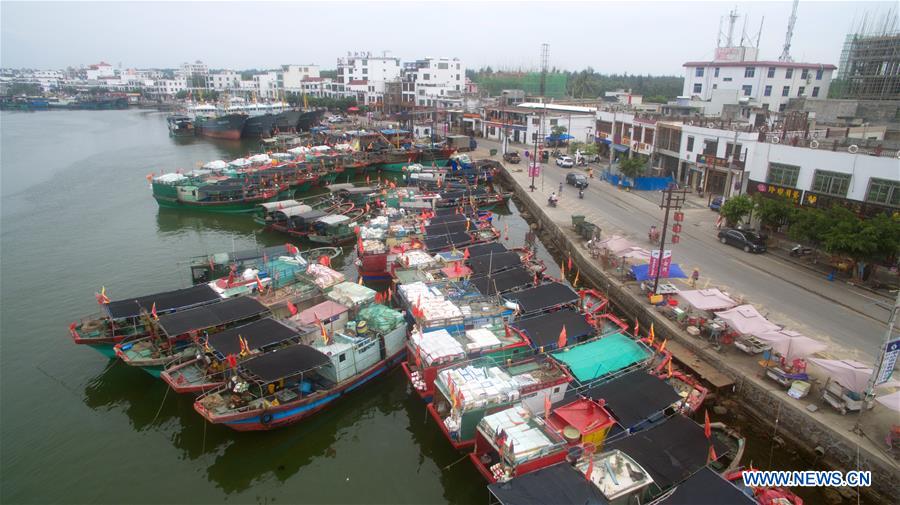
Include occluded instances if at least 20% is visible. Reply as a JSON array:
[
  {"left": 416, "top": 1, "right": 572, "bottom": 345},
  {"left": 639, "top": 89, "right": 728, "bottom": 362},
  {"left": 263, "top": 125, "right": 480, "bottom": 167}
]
[
  {"left": 308, "top": 210, "right": 368, "bottom": 246},
  {"left": 167, "top": 114, "right": 194, "bottom": 137},
  {"left": 151, "top": 173, "right": 290, "bottom": 213},
  {"left": 194, "top": 112, "right": 248, "bottom": 140},
  {"left": 194, "top": 303, "right": 407, "bottom": 431},
  {"left": 187, "top": 244, "right": 301, "bottom": 284},
  {"left": 470, "top": 397, "right": 616, "bottom": 483},
  {"left": 160, "top": 318, "right": 314, "bottom": 394},
  {"left": 69, "top": 284, "right": 224, "bottom": 358},
  {"left": 242, "top": 113, "right": 276, "bottom": 139},
  {"left": 427, "top": 356, "right": 572, "bottom": 449},
  {"left": 114, "top": 296, "right": 271, "bottom": 377},
  {"left": 358, "top": 234, "right": 506, "bottom": 282},
  {"left": 265, "top": 201, "right": 356, "bottom": 238},
  {"left": 549, "top": 333, "right": 653, "bottom": 388},
  {"left": 502, "top": 282, "right": 582, "bottom": 317}
]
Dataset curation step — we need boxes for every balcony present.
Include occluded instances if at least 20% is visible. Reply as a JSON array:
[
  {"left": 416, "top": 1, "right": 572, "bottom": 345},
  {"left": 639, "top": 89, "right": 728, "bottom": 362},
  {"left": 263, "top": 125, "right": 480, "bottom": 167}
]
[{"left": 762, "top": 132, "right": 900, "bottom": 158}]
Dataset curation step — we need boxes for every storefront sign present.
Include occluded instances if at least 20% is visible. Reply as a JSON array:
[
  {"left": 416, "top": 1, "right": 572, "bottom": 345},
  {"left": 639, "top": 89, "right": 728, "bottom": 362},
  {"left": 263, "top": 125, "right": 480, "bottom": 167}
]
[
  {"left": 696, "top": 154, "right": 728, "bottom": 167},
  {"left": 749, "top": 181, "right": 802, "bottom": 204},
  {"left": 876, "top": 339, "right": 900, "bottom": 385}
]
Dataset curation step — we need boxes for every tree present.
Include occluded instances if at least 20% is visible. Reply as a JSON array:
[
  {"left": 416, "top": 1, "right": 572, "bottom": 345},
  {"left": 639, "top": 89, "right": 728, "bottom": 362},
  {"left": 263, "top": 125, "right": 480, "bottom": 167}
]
[
  {"left": 752, "top": 194, "right": 795, "bottom": 233},
  {"left": 550, "top": 125, "right": 568, "bottom": 137},
  {"left": 175, "top": 90, "right": 189, "bottom": 99},
  {"left": 719, "top": 195, "right": 754, "bottom": 227},
  {"left": 5, "top": 82, "right": 42, "bottom": 96},
  {"left": 788, "top": 207, "right": 828, "bottom": 247},
  {"left": 617, "top": 157, "right": 646, "bottom": 181}
]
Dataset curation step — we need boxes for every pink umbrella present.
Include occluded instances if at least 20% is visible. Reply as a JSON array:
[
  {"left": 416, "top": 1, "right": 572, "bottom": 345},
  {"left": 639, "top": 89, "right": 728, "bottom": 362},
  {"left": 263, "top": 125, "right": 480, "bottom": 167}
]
[
  {"left": 753, "top": 329, "right": 827, "bottom": 361},
  {"left": 875, "top": 390, "right": 900, "bottom": 412}
]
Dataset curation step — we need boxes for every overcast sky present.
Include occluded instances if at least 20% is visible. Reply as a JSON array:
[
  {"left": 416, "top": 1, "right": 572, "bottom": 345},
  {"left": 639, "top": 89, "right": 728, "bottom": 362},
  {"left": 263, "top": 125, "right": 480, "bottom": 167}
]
[{"left": 2, "top": 1, "right": 897, "bottom": 74}]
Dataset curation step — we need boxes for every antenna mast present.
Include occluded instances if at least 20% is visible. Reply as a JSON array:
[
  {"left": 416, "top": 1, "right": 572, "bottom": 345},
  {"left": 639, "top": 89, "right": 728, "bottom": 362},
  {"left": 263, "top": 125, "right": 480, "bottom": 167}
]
[
  {"left": 726, "top": 8, "right": 739, "bottom": 46},
  {"left": 779, "top": 0, "right": 800, "bottom": 62},
  {"left": 539, "top": 43, "right": 549, "bottom": 97}
]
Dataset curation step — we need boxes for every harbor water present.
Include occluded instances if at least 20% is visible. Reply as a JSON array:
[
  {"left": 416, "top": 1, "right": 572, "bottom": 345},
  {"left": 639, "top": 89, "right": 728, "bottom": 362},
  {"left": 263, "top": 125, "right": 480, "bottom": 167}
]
[{"left": 1, "top": 110, "right": 832, "bottom": 504}]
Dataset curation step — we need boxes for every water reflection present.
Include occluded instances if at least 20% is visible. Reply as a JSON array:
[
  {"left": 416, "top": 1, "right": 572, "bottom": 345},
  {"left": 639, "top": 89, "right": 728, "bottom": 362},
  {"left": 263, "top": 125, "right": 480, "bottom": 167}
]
[
  {"left": 82, "top": 360, "right": 179, "bottom": 431},
  {"left": 155, "top": 208, "right": 260, "bottom": 237}
]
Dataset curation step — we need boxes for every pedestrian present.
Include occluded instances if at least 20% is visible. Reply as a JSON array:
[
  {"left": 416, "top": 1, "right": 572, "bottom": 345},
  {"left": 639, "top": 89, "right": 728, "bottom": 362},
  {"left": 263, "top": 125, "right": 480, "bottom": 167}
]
[
  {"left": 690, "top": 268, "right": 700, "bottom": 288},
  {"left": 588, "top": 168, "right": 594, "bottom": 179},
  {"left": 558, "top": 182, "right": 563, "bottom": 194}
]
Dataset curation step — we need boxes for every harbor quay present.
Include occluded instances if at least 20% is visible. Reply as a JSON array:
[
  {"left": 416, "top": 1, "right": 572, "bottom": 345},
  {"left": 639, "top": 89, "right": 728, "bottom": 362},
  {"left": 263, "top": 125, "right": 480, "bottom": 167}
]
[{"left": 488, "top": 145, "right": 900, "bottom": 503}]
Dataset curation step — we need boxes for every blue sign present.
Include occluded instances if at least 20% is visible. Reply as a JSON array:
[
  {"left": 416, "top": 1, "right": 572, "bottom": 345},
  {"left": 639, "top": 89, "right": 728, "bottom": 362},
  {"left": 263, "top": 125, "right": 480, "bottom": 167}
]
[{"left": 876, "top": 338, "right": 900, "bottom": 385}]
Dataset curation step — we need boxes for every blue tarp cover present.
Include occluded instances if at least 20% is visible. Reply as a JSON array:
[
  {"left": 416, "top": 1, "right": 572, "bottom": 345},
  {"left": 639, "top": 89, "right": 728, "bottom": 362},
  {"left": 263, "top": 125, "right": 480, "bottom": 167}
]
[
  {"left": 612, "top": 144, "right": 629, "bottom": 153},
  {"left": 380, "top": 129, "right": 409, "bottom": 135},
  {"left": 545, "top": 134, "right": 575, "bottom": 141},
  {"left": 631, "top": 263, "right": 687, "bottom": 281}
]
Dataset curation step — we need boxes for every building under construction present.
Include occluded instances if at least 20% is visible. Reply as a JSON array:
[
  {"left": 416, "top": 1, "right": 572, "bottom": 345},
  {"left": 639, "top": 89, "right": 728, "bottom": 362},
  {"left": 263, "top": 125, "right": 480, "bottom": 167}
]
[{"left": 837, "top": 30, "right": 900, "bottom": 100}]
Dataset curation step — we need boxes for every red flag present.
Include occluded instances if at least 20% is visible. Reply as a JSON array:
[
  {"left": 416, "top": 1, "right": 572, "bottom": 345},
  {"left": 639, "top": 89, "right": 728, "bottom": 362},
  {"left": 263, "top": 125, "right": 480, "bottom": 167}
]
[
  {"left": 567, "top": 256, "right": 573, "bottom": 271},
  {"left": 704, "top": 410, "right": 711, "bottom": 439},
  {"left": 634, "top": 320, "right": 640, "bottom": 337},
  {"left": 585, "top": 457, "right": 594, "bottom": 481},
  {"left": 463, "top": 248, "right": 470, "bottom": 259},
  {"left": 648, "top": 323, "right": 656, "bottom": 347},
  {"left": 226, "top": 354, "right": 238, "bottom": 369},
  {"left": 255, "top": 275, "right": 265, "bottom": 293},
  {"left": 708, "top": 445, "right": 718, "bottom": 463},
  {"left": 287, "top": 300, "right": 298, "bottom": 316},
  {"left": 557, "top": 325, "right": 567, "bottom": 349},
  {"left": 659, "top": 338, "right": 668, "bottom": 353},
  {"left": 504, "top": 323, "right": 511, "bottom": 338},
  {"left": 208, "top": 256, "right": 216, "bottom": 273},
  {"left": 69, "top": 321, "right": 78, "bottom": 337},
  {"left": 543, "top": 395, "right": 551, "bottom": 418},
  {"left": 151, "top": 302, "right": 158, "bottom": 321}
]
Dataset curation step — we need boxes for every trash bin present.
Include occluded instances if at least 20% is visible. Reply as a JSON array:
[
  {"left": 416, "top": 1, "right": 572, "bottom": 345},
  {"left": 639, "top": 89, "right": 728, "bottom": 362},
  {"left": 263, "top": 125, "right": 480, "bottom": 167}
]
[
  {"left": 489, "top": 149, "right": 498, "bottom": 156},
  {"left": 581, "top": 222, "right": 596, "bottom": 239},
  {"left": 571, "top": 215, "right": 585, "bottom": 231}
]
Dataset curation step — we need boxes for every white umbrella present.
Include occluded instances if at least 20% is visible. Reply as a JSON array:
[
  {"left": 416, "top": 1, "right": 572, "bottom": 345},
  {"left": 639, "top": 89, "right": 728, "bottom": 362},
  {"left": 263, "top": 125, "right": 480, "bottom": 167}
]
[
  {"left": 753, "top": 329, "right": 828, "bottom": 361},
  {"left": 875, "top": 390, "right": 900, "bottom": 412}
]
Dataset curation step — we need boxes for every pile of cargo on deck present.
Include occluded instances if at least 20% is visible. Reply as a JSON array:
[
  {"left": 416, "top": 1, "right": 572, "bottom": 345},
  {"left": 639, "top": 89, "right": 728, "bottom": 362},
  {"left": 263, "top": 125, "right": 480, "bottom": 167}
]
[{"left": 305, "top": 264, "right": 345, "bottom": 289}]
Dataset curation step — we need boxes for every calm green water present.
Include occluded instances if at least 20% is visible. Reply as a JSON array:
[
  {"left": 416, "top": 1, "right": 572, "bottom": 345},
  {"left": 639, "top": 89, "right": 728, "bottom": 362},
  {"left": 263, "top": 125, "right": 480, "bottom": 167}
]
[{"left": 0, "top": 110, "right": 555, "bottom": 504}]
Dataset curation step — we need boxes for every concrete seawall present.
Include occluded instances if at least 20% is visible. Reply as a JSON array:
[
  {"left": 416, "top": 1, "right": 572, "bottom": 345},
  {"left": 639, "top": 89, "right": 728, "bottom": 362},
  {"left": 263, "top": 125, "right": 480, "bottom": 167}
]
[{"left": 495, "top": 164, "right": 898, "bottom": 502}]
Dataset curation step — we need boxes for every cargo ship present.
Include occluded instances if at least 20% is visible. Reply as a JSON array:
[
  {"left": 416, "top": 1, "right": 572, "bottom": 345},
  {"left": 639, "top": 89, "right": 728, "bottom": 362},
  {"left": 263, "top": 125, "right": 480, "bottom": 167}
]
[
  {"left": 167, "top": 114, "right": 194, "bottom": 137},
  {"left": 242, "top": 113, "right": 276, "bottom": 139},
  {"left": 194, "top": 113, "right": 248, "bottom": 140}
]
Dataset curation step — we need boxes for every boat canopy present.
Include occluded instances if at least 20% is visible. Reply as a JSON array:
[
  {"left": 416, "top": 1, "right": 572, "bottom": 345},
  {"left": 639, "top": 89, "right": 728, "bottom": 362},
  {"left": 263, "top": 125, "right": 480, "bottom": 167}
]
[
  {"left": 424, "top": 221, "right": 469, "bottom": 237},
  {"left": 677, "top": 288, "right": 737, "bottom": 312},
  {"left": 466, "top": 242, "right": 508, "bottom": 257},
  {"left": 157, "top": 296, "right": 269, "bottom": 337},
  {"left": 807, "top": 359, "right": 873, "bottom": 393},
  {"left": 512, "top": 309, "right": 593, "bottom": 349},
  {"left": 380, "top": 129, "right": 410, "bottom": 135},
  {"left": 399, "top": 200, "right": 433, "bottom": 210},
  {"left": 316, "top": 214, "right": 350, "bottom": 226},
  {"left": 488, "top": 463, "right": 607, "bottom": 505},
  {"left": 229, "top": 158, "right": 251, "bottom": 168},
  {"left": 258, "top": 200, "right": 302, "bottom": 212},
  {"left": 577, "top": 371, "right": 682, "bottom": 429},
  {"left": 154, "top": 173, "right": 187, "bottom": 184},
  {"left": 248, "top": 154, "right": 270, "bottom": 164},
  {"left": 289, "top": 210, "right": 328, "bottom": 226},
  {"left": 207, "top": 319, "right": 301, "bottom": 357},
  {"left": 273, "top": 205, "right": 314, "bottom": 219},
  {"left": 297, "top": 300, "right": 348, "bottom": 326},
  {"left": 551, "top": 333, "right": 650, "bottom": 383},
  {"left": 606, "top": 415, "right": 728, "bottom": 489},
  {"left": 753, "top": 329, "right": 827, "bottom": 361},
  {"left": 105, "top": 284, "right": 221, "bottom": 320},
  {"left": 270, "top": 153, "right": 293, "bottom": 161},
  {"left": 471, "top": 267, "right": 533, "bottom": 296},
  {"left": 241, "top": 344, "right": 332, "bottom": 382},
  {"left": 424, "top": 231, "right": 473, "bottom": 252},
  {"left": 468, "top": 251, "right": 521, "bottom": 276},
  {"left": 714, "top": 304, "right": 780, "bottom": 335},
  {"left": 503, "top": 282, "right": 579, "bottom": 314},
  {"left": 203, "top": 160, "right": 228, "bottom": 170},
  {"left": 325, "top": 183, "right": 356, "bottom": 192},
  {"left": 658, "top": 467, "right": 756, "bottom": 505},
  {"left": 287, "top": 146, "right": 307, "bottom": 155}
]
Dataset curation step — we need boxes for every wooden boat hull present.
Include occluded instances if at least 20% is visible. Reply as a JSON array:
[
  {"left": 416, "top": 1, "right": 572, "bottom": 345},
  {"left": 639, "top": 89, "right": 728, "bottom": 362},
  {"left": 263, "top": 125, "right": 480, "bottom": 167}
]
[
  {"left": 195, "top": 348, "right": 407, "bottom": 431},
  {"left": 161, "top": 357, "right": 224, "bottom": 394},
  {"left": 153, "top": 195, "right": 282, "bottom": 214}
]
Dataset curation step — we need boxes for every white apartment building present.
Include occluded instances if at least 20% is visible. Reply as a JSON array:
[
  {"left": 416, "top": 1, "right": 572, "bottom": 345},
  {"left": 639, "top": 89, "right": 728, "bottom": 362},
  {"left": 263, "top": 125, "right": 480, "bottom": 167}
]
[
  {"left": 208, "top": 71, "right": 240, "bottom": 91},
  {"left": 252, "top": 72, "right": 279, "bottom": 99},
  {"left": 85, "top": 62, "right": 115, "bottom": 80},
  {"left": 482, "top": 102, "right": 596, "bottom": 148},
  {"left": 404, "top": 57, "right": 465, "bottom": 106},
  {"left": 153, "top": 78, "right": 187, "bottom": 97},
  {"left": 682, "top": 60, "right": 836, "bottom": 113},
  {"left": 282, "top": 64, "right": 320, "bottom": 91},
  {"left": 337, "top": 53, "right": 401, "bottom": 86},
  {"left": 180, "top": 60, "right": 209, "bottom": 89}
]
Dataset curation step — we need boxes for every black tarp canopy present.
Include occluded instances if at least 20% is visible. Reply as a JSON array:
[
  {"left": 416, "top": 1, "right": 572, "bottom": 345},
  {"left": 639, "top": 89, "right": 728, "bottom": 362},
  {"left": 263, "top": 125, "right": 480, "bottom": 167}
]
[
  {"left": 425, "top": 221, "right": 469, "bottom": 237},
  {"left": 242, "top": 344, "right": 331, "bottom": 382},
  {"left": 433, "top": 205, "right": 480, "bottom": 216},
  {"left": 213, "top": 244, "right": 290, "bottom": 263},
  {"left": 208, "top": 319, "right": 301, "bottom": 356},
  {"left": 606, "top": 415, "right": 728, "bottom": 490},
  {"left": 157, "top": 296, "right": 269, "bottom": 337},
  {"left": 488, "top": 463, "right": 608, "bottom": 505},
  {"left": 576, "top": 371, "right": 681, "bottom": 429},
  {"left": 468, "top": 251, "right": 522, "bottom": 275},
  {"left": 425, "top": 231, "right": 473, "bottom": 252},
  {"left": 288, "top": 209, "right": 327, "bottom": 228},
  {"left": 504, "top": 282, "right": 579, "bottom": 314},
  {"left": 467, "top": 242, "right": 508, "bottom": 257},
  {"left": 428, "top": 214, "right": 467, "bottom": 226},
  {"left": 471, "top": 267, "right": 533, "bottom": 295},
  {"left": 512, "top": 309, "right": 593, "bottom": 348},
  {"left": 105, "top": 284, "right": 221, "bottom": 320},
  {"left": 656, "top": 467, "right": 755, "bottom": 505}
]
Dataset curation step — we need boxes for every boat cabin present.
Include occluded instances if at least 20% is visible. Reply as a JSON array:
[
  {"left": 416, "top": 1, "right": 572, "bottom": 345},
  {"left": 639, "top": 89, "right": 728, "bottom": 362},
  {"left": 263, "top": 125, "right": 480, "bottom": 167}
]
[
  {"left": 189, "top": 244, "right": 297, "bottom": 284},
  {"left": 257, "top": 200, "right": 303, "bottom": 223}
]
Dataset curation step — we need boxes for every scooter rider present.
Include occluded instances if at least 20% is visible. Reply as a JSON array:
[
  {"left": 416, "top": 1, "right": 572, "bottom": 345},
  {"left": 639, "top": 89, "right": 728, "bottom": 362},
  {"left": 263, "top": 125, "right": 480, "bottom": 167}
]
[
  {"left": 548, "top": 192, "right": 559, "bottom": 207},
  {"left": 578, "top": 187, "right": 584, "bottom": 199}
]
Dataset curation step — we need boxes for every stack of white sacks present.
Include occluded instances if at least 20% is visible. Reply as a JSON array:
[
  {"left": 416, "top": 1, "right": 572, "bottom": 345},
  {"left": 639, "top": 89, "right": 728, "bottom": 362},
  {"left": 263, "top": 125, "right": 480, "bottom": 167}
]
[
  {"left": 411, "top": 329, "right": 465, "bottom": 366},
  {"left": 398, "top": 250, "right": 435, "bottom": 268},
  {"left": 438, "top": 365, "right": 523, "bottom": 411},
  {"left": 399, "top": 282, "right": 463, "bottom": 324},
  {"left": 464, "top": 327, "right": 503, "bottom": 352},
  {"left": 481, "top": 408, "right": 554, "bottom": 463},
  {"left": 360, "top": 239, "right": 387, "bottom": 254},
  {"left": 305, "top": 264, "right": 345, "bottom": 289}
]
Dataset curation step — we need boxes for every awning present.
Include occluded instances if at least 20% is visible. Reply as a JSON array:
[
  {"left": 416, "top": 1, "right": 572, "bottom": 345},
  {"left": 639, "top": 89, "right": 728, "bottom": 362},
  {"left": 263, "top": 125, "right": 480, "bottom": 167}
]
[
  {"left": 157, "top": 296, "right": 269, "bottom": 337},
  {"left": 503, "top": 282, "right": 579, "bottom": 314},
  {"left": 105, "top": 284, "right": 221, "bottom": 320},
  {"left": 545, "top": 134, "right": 575, "bottom": 141},
  {"left": 488, "top": 463, "right": 608, "bottom": 505},
  {"left": 807, "top": 358, "right": 873, "bottom": 393},
  {"left": 576, "top": 371, "right": 681, "bottom": 429},
  {"left": 208, "top": 319, "right": 300, "bottom": 356},
  {"left": 598, "top": 137, "right": 611, "bottom": 145},
  {"left": 241, "top": 344, "right": 331, "bottom": 382},
  {"left": 753, "top": 329, "right": 827, "bottom": 361},
  {"left": 657, "top": 467, "right": 755, "bottom": 505},
  {"left": 678, "top": 289, "right": 737, "bottom": 312},
  {"left": 714, "top": 304, "right": 780, "bottom": 335},
  {"left": 512, "top": 309, "right": 593, "bottom": 349},
  {"left": 612, "top": 144, "right": 630, "bottom": 153}
]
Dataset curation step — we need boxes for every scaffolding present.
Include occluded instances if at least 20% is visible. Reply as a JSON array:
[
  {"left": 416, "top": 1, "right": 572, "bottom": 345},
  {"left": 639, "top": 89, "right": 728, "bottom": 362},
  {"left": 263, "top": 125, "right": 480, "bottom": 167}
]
[{"left": 837, "top": 11, "right": 900, "bottom": 100}]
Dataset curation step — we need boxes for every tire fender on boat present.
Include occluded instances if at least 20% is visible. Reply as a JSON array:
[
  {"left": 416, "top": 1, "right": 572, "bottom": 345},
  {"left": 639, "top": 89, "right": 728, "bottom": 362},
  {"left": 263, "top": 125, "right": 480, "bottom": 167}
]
[{"left": 260, "top": 411, "right": 273, "bottom": 426}]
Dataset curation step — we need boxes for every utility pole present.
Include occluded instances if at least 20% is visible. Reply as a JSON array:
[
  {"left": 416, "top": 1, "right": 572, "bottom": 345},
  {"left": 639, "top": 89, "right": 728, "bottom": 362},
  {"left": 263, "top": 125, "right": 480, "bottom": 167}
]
[
  {"left": 653, "top": 187, "right": 688, "bottom": 294},
  {"left": 855, "top": 291, "right": 900, "bottom": 434}
]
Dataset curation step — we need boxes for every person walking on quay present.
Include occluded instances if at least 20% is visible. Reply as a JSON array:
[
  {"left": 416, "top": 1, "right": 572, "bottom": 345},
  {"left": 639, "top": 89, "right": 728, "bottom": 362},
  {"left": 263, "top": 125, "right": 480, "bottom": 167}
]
[
  {"left": 558, "top": 181, "right": 563, "bottom": 194},
  {"left": 690, "top": 267, "right": 700, "bottom": 288}
]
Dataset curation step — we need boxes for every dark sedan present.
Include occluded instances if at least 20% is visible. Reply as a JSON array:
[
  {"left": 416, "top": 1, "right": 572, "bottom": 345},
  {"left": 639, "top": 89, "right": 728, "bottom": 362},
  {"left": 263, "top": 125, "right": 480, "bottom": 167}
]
[
  {"left": 717, "top": 228, "right": 767, "bottom": 253},
  {"left": 566, "top": 172, "right": 589, "bottom": 189}
]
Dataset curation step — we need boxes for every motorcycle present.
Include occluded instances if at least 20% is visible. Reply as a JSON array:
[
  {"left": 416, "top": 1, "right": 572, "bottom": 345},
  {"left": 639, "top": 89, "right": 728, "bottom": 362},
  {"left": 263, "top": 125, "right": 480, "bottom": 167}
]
[
  {"left": 790, "top": 244, "right": 814, "bottom": 257},
  {"left": 578, "top": 188, "right": 584, "bottom": 199},
  {"left": 648, "top": 225, "right": 660, "bottom": 244},
  {"left": 548, "top": 196, "right": 558, "bottom": 208}
]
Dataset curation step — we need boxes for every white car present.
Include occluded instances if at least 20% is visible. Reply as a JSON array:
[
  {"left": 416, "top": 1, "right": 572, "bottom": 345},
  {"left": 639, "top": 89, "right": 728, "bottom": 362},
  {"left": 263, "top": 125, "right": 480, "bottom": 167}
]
[
  {"left": 556, "top": 156, "right": 575, "bottom": 168},
  {"left": 328, "top": 115, "right": 345, "bottom": 123}
]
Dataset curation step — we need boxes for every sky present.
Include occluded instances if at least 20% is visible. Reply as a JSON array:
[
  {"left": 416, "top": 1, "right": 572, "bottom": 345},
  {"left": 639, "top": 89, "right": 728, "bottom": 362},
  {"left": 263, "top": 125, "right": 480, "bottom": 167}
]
[{"left": 1, "top": 1, "right": 897, "bottom": 74}]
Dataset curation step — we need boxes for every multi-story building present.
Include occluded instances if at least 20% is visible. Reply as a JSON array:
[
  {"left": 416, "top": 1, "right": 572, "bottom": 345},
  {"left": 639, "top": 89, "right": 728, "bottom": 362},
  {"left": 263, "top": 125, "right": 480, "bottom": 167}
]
[
  {"left": 180, "top": 60, "right": 209, "bottom": 90},
  {"left": 404, "top": 57, "right": 465, "bottom": 107},
  {"left": 252, "top": 71, "right": 279, "bottom": 99},
  {"left": 837, "top": 30, "right": 900, "bottom": 100},
  {"left": 282, "top": 64, "right": 320, "bottom": 92},
  {"left": 85, "top": 62, "right": 115, "bottom": 80},
  {"left": 208, "top": 71, "right": 240, "bottom": 92},
  {"left": 337, "top": 52, "right": 401, "bottom": 86},
  {"left": 482, "top": 102, "right": 596, "bottom": 148}
]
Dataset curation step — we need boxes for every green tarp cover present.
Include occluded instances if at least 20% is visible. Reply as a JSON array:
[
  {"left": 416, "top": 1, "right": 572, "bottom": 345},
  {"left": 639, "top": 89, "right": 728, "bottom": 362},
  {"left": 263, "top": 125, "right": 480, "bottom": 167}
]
[{"left": 551, "top": 333, "right": 649, "bottom": 383}]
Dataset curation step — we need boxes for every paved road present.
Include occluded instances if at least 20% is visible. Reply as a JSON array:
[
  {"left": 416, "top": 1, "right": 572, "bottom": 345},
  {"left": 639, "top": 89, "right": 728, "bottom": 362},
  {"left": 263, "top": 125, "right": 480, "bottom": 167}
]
[{"left": 478, "top": 138, "right": 897, "bottom": 362}]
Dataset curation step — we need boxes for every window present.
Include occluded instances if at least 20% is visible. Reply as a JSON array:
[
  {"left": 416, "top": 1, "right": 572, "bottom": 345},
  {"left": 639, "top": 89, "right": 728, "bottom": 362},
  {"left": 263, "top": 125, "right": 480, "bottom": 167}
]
[
  {"left": 456, "top": 74, "right": 460, "bottom": 80},
  {"left": 362, "top": 68, "right": 368, "bottom": 75},
  {"left": 713, "top": 84, "right": 718, "bottom": 90},
  {"left": 812, "top": 170, "right": 851, "bottom": 197},
  {"left": 532, "top": 118, "right": 540, "bottom": 125},
  {"left": 725, "top": 143, "right": 743, "bottom": 160},
  {"left": 782, "top": 86, "right": 790, "bottom": 97},
  {"left": 785, "top": 68, "right": 794, "bottom": 79},
  {"left": 764, "top": 85, "right": 773, "bottom": 96},
  {"left": 438, "top": 62, "right": 449, "bottom": 69},
  {"left": 816, "top": 69, "right": 824, "bottom": 80},
  {"left": 866, "top": 178, "right": 900, "bottom": 207},
  {"left": 339, "top": 354, "right": 346, "bottom": 362},
  {"left": 695, "top": 67, "right": 704, "bottom": 77},
  {"left": 798, "top": 86, "right": 805, "bottom": 96},
  {"left": 723, "top": 77, "right": 732, "bottom": 82},
  {"left": 553, "top": 386, "right": 561, "bottom": 394},
  {"left": 744, "top": 67, "right": 755, "bottom": 78},
  {"left": 423, "top": 73, "right": 430, "bottom": 80},
  {"left": 362, "top": 59, "right": 367, "bottom": 65},
  {"left": 812, "top": 87, "right": 820, "bottom": 97},
  {"left": 693, "top": 83, "right": 702, "bottom": 93},
  {"left": 767, "top": 163, "right": 800, "bottom": 187},
  {"left": 779, "top": 103, "right": 787, "bottom": 112},
  {"left": 686, "top": 136, "right": 695, "bottom": 151},
  {"left": 801, "top": 69, "right": 809, "bottom": 80},
  {"left": 714, "top": 67, "right": 720, "bottom": 77},
  {"left": 549, "top": 119, "right": 558, "bottom": 126},
  {"left": 742, "top": 85, "right": 752, "bottom": 96},
  {"left": 767, "top": 67, "right": 776, "bottom": 78}
]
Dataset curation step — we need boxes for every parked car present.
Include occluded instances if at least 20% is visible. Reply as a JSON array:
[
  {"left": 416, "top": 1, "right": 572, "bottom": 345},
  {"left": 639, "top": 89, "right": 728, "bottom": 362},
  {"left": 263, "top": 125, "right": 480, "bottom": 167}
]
[
  {"left": 503, "top": 151, "right": 521, "bottom": 164},
  {"left": 717, "top": 228, "right": 767, "bottom": 253},
  {"left": 566, "top": 172, "right": 589, "bottom": 189},
  {"left": 556, "top": 156, "right": 575, "bottom": 168},
  {"left": 709, "top": 196, "right": 723, "bottom": 211},
  {"left": 328, "top": 115, "right": 345, "bottom": 123}
]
